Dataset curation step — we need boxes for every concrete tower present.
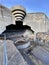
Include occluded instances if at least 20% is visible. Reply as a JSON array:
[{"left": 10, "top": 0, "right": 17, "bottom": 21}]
[{"left": 11, "top": 5, "right": 26, "bottom": 22}]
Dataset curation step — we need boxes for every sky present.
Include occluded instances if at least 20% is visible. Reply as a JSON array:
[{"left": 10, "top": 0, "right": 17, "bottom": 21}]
[{"left": 0, "top": 0, "right": 49, "bottom": 17}]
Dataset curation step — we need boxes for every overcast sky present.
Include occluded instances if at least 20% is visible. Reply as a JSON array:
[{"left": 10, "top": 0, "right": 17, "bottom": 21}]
[{"left": 0, "top": 0, "right": 49, "bottom": 17}]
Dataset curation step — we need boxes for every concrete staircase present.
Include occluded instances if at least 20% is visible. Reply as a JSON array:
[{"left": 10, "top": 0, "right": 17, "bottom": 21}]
[{"left": 0, "top": 40, "right": 28, "bottom": 65}]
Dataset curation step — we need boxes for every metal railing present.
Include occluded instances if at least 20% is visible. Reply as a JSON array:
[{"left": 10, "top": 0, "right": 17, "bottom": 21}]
[{"left": 0, "top": 34, "right": 8, "bottom": 65}]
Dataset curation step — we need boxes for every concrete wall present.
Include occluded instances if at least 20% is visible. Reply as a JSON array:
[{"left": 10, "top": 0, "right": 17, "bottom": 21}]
[
  {"left": 45, "top": 15, "right": 49, "bottom": 32},
  {"left": 0, "top": 5, "right": 49, "bottom": 34},
  {"left": 0, "top": 5, "right": 13, "bottom": 34},
  {"left": 23, "top": 13, "right": 49, "bottom": 33}
]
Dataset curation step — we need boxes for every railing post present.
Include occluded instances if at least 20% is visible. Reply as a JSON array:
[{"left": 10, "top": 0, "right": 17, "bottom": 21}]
[{"left": 3, "top": 34, "right": 8, "bottom": 65}]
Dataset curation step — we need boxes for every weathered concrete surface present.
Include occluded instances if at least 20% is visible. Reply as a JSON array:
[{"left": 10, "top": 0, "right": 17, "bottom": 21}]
[
  {"left": 0, "top": 5, "right": 13, "bottom": 34},
  {"left": 0, "top": 40, "right": 28, "bottom": 65},
  {"left": 23, "top": 13, "right": 49, "bottom": 33},
  {"left": 29, "top": 54, "right": 45, "bottom": 65},
  {"left": 31, "top": 46, "right": 49, "bottom": 65}
]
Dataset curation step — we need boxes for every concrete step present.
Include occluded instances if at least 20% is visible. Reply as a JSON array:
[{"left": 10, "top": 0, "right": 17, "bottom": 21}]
[
  {"left": 31, "top": 46, "right": 49, "bottom": 65},
  {"left": 0, "top": 40, "right": 28, "bottom": 65}
]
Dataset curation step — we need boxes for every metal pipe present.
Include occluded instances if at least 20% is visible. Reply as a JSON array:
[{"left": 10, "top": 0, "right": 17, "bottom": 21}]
[{"left": 3, "top": 34, "right": 8, "bottom": 65}]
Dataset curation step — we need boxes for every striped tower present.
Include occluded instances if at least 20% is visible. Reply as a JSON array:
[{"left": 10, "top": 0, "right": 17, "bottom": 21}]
[{"left": 11, "top": 5, "right": 26, "bottom": 22}]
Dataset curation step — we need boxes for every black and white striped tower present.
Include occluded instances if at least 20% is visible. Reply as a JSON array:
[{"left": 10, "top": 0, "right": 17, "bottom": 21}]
[{"left": 11, "top": 5, "right": 26, "bottom": 22}]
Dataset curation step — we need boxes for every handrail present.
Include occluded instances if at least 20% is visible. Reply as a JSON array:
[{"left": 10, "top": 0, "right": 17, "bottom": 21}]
[{"left": 0, "top": 34, "right": 8, "bottom": 65}]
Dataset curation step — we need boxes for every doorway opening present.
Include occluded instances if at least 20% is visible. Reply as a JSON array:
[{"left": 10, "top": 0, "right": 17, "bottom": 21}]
[{"left": 3, "top": 21, "right": 34, "bottom": 33}]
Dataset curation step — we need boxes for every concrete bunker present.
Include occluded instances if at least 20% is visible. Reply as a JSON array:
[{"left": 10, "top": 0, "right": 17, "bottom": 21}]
[{"left": 3, "top": 5, "right": 34, "bottom": 33}]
